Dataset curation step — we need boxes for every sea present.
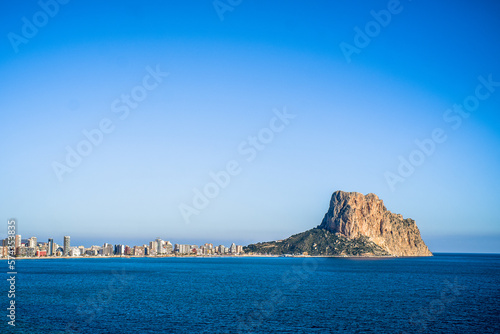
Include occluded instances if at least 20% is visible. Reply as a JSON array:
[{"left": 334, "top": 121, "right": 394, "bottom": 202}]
[{"left": 3, "top": 253, "right": 499, "bottom": 333}]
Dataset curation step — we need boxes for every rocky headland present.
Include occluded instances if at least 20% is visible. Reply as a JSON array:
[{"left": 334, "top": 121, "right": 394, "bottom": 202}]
[{"left": 244, "top": 190, "right": 432, "bottom": 257}]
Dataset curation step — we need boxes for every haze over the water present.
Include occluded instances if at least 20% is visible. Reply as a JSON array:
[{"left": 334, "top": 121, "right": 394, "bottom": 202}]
[{"left": 1, "top": 0, "right": 499, "bottom": 252}]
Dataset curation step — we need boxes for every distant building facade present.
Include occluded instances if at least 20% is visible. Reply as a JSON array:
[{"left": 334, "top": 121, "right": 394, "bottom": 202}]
[
  {"left": 28, "top": 237, "right": 37, "bottom": 248},
  {"left": 63, "top": 236, "right": 70, "bottom": 256},
  {"left": 48, "top": 238, "right": 54, "bottom": 256}
]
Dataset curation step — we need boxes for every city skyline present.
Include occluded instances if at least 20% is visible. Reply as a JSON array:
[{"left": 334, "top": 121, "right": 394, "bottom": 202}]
[
  {"left": 1, "top": 1, "right": 500, "bottom": 253},
  {"left": 3, "top": 231, "right": 254, "bottom": 251},
  {"left": 2, "top": 233, "right": 245, "bottom": 258}
]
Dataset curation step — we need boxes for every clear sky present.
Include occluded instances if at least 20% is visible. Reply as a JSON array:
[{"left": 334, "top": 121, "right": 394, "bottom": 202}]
[{"left": 1, "top": 0, "right": 499, "bottom": 252}]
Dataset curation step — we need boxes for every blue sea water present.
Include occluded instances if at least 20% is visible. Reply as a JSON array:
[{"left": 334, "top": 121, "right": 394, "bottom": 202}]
[{"left": 2, "top": 254, "right": 499, "bottom": 333}]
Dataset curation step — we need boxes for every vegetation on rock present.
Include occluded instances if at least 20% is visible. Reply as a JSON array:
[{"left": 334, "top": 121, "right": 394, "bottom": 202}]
[{"left": 244, "top": 228, "right": 389, "bottom": 256}]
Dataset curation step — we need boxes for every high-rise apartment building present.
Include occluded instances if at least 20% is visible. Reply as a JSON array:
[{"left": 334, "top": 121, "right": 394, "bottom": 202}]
[
  {"left": 114, "top": 244, "right": 125, "bottom": 255},
  {"left": 63, "top": 236, "right": 70, "bottom": 256},
  {"left": 15, "top": 235, "right": 21, "bottom": 249},
  {"left": 103, "top": 243, "right": 113, "bottom": 256},
  {"left": 165, "top": 241, "right": 173, "bottom": 254},
  {"left": 28, "top": 237, "right": 37, "bottom": 248},
  {"left": 48, "top": 238, "right": 54, "bottom": 256},
  {"left": 149, "top": 241, "right": 158, "bottom": 255},
  {"left": 156, "top": 238, "right": 163, "bottom": 255},
  {"left": 174, "top": 244, "right": 191, "bottom": 254}
]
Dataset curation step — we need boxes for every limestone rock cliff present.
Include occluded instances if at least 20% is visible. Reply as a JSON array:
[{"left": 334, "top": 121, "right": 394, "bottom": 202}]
[{"left": 319, "top": 191, "right": 432, "bottom": 256}]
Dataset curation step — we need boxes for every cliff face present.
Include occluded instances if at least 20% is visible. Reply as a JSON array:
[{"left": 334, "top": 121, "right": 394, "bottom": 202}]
[{"left": 319, "top": 191, "right": 432, "bottom": 256}]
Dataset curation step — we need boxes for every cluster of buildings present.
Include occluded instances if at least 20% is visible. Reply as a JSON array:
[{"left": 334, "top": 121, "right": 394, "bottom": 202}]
[{"left": 0, "top": 235, "right": 245, "bottom": 258}]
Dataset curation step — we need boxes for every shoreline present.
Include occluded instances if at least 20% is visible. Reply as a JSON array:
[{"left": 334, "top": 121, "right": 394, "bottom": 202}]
[{"left": 1, "top": 254, "right": 402, "bottom": 260}]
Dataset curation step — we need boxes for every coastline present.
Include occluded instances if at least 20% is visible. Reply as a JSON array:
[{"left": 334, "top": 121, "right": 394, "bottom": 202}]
[{"left": 1, "top": 254, "right": 400, "bottom": 260}]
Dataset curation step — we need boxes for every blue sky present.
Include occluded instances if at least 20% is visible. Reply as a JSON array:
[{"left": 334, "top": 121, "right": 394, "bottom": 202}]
[{"left": 1, "top": 0, "right": 499, "bottom": 252}]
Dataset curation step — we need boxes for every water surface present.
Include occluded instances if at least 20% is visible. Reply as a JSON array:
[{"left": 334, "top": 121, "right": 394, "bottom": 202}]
[{"left": 3, "top": 254, "right": 499, "bottom": 333}]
